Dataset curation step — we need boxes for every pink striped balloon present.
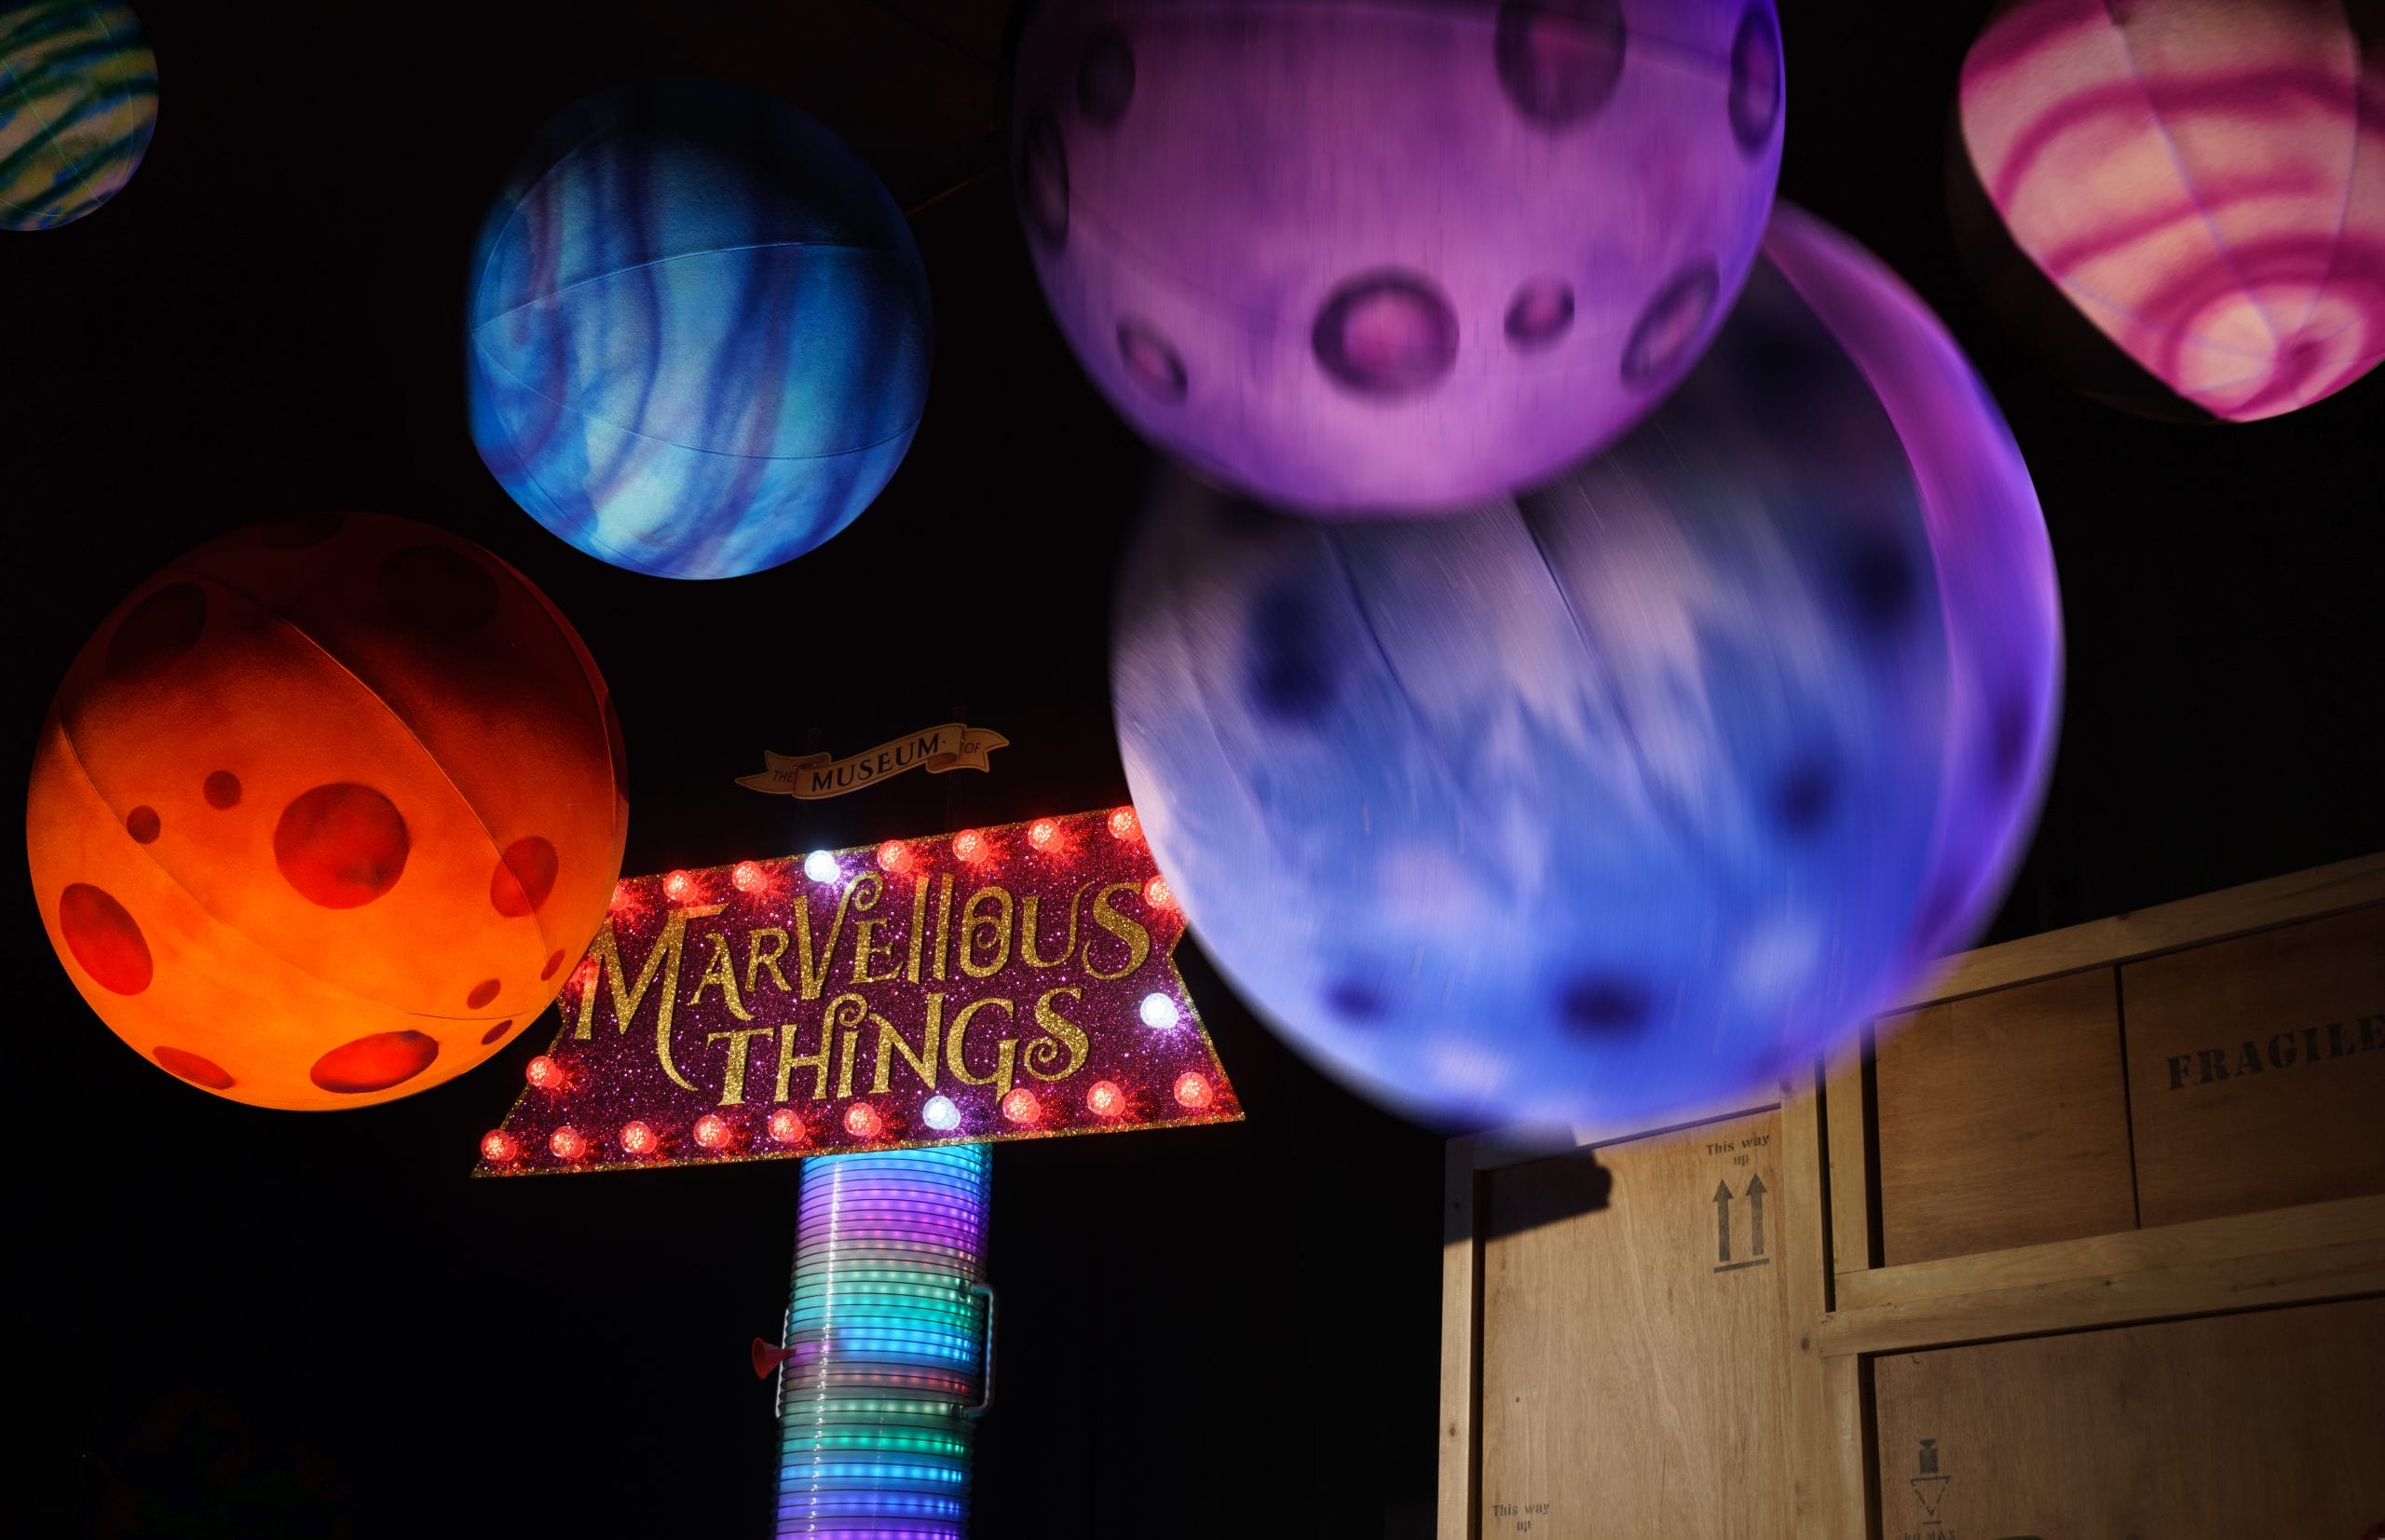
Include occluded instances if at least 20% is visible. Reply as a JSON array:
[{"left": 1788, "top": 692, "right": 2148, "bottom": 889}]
[{"left": 1959, "top": 0, "right": 2385, "bottom": 421}]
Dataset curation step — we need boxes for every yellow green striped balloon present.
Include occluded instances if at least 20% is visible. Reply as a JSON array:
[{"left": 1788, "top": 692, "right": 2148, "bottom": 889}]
[{"left": 2, "top": 0, "right": 157, "bottom": 231}]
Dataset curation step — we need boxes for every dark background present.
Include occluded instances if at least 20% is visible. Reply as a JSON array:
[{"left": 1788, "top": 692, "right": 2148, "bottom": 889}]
[{"left": 6, "top": 2, "right": 2378, "bottom": 1535}]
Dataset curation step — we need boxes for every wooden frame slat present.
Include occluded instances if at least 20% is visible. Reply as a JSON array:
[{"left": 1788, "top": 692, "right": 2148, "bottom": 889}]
[{"left": 1437, "top": 1138, "right": 1479, "bottom": 1540}]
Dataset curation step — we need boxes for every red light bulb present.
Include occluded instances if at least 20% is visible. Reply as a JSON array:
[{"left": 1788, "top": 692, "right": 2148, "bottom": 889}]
[
  {"left": 1001, "top": 1087, "right": 1041, "bottom": 1124},
  {"left": 768, "top": 1108, "right": 806, "bottom": 1144},
  {"left": 694, "top": 1113, "right": 731, "bottom": 1151},
  {"left": 844, "top": 1103, "right": 882, "bottom": 1139},
  {"left": 732, "top": 860, "right": 767, "bottom": 894},
  {"left": 663, "top": 870, "right": 694, "bottom": 901},
  {"left": 1086, "top": 1081, "right": 1124, "bottom": 1119},
  {"left": 1108, "top": 807, "right": 1139, "bottom": 839},
  {"left": 550, "top": 1125, "right": 587, "bottom": 1160},
  {"left": 525, "top": 1055, "right": 563, "bottom": 1090},
  {"left": 877, "top": 839, "right": 909, "bottom": 872},
  {"left": 952, "top": 830, "right": 985, "bottom": 862},
  {"left": 1143, "top": 874, "right": 1173, "bottom": 909},
  {"left": 480, "top": 1130, "right": 519, "bottom": 1163},
  {"left": 1028, "top": 818, "right": 1058, "bottom": 850},
  {"left": 609, "top": 881, "right": 634, "bottom": 910},
  {"left": 619, "top": 1121, "right": 657, "bottom": 1156},
  {"left": 1173, "top": 1072, "right": 1214, "bottom": 1111}
]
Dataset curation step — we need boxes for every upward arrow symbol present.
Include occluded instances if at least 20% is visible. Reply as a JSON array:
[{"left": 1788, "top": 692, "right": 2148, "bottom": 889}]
[
  {"left": 1745, "top": 1173, "right": 1767, "bottom": 1258},
  {"left": 1713, "top": 1180, "right": 1734, "bottom": 1263}
]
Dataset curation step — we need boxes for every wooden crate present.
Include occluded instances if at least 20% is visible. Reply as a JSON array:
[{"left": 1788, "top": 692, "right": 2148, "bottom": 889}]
[{"left": 1440, "top": 853, "right": 2385, "bottom": 1540}]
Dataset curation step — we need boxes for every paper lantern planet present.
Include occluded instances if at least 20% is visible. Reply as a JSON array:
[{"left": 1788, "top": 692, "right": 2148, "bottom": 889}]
[
  {"left": 1, "top": 0, "right": 157, "bottom": 231},
  {"left": 26, "top": 512, "right": 630, "bottom": 1110},
  {"left": 1959, "top": 0, "right": 2385, "bottom": 422},
  {"left": 467, "top": 79, "right": 933, "bottom": 580},
  {"left": 1113, "top": 205, "right": 2063, "bottom": 1129},
  {"left": 1013, "top": 0, "right": 1785, "bottom": 515}
]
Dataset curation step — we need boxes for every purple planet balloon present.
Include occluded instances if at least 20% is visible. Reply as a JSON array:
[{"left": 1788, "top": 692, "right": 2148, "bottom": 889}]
[
  {"left": 1112, "top": 205, "right": 2061, "bottom": 1129},
  {"left": 1014, "top": 0, "right": 1785, "bottom": 516}
]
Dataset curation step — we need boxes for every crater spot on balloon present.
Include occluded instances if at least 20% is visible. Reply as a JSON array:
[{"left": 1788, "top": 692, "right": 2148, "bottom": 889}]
[
  {"left": 274, "top": 783, "right": 410, "bottom": 908},
  {"left": 1019, "top": 110, "right": 1070, "bottom": 248},
  {"left": 60, "top": 883, "right": 153, "bottom": 995},
  {"left": 202, "top": 770, "right": 242, "bottom": 810},
  {"left": 1506, "top": 277, "right": 1577, "bottom": 351},
  {"left": 1076, "top": 28, "right": 1137, "bottom": 126},
  {"left": 257, "top": 511, "right": 344, "bottom": 549},
  {"left": 1325, "top": 979, "right": 1390, "bottom": 1024},
  {"left": 467, "top": 978, "right": 502, "bottom": 1010},
  {"left": 1558, "top": 974, "right": 1653, "bottom": 1037},
  {"left": 1116, "top": 317, "right": 1189, "bottom": 402},
  {"left": 1842, "top": 536, "right": 1918, "bottom": 634},
  {"left": 1312, "top": 271, "right": 1459, "bottom": 399},
  {"left": 1771, "top": 756, "right": 1841, "bottom": 836},
  {"left": 126, "top": 806, "right": 160, "bottom": 843},
  {"left": 1245, "top": 584, "right": 1342, "bottom": 725},
  {"left": 154, "top": 1045, "right": 235, "bottom": 1089},
  {"left": 490, "top": 836, "right": 560, "bottom": 917},
  {"left": 105, "top": 583, "right": 207, "bottom": 682},
  {"left": 481, "top": 1019, "right": 515, "bottom": 1046},
  {"left": 309, "top": 1031, "right": 441, "bottom": 1094},
  {"left": 1728, "top": 5, "right": 1783, "bottom": 152},
  {"left": 541, "top": 948, "right": 567, "bottom": 980},
  {"left": 1622, "top": 260, "right": 1722, "bottom": 386},
  {"left": 1494, "top": 0, "right": 1628, "bottom": 129},
  {"left": 379, "top": 544, "right": 500, "bottom": 636}
]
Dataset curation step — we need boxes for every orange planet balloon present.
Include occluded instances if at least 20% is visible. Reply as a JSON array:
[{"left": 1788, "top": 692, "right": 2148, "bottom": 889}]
[{"left": 26, "top": 511, "right": 629, "bottom": 1110}]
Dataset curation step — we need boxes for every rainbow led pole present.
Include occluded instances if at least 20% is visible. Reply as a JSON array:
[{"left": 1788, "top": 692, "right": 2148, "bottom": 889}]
[{"left": 770, "top": 1147, "right": 993, "bottom": 1537}]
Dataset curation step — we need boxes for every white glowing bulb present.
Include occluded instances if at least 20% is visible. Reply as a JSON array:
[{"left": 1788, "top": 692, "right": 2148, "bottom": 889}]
[
  {"left": 1139, "top": 992, "right": 1180, "bottom": 1029},
  {"left": 803, "top": 850, "right": 839, "bottom": 884},
  {"left": 921, "top": 1095, "right": 961, "bottom": 1132}
]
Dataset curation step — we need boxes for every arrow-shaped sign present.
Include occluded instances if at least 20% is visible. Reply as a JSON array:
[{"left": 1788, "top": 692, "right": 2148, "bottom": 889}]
[
  {"left": 1745, "top": 1172, "right": 1767, "bottom": 1259},
  {"left": 1714, "top": 1179, "right": 1734, "bottom": 1264}
]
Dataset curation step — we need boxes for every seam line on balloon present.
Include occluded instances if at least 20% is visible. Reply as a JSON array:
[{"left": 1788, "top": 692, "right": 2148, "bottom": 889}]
[
  {"left": 473, "top": 347, "right": 926, "bottom": 461},
  {"left": 169, "top": 554, "right": 568, "bottom": 981},
  {"left": 2281, "top": 52, "right": 2368, "bottom": 386},
  {"left": 2099, "top": 0, "right": 2287, "bottom": 351},
  {"left": 470, "top": 239, "right": 887, "bottom": 328}
]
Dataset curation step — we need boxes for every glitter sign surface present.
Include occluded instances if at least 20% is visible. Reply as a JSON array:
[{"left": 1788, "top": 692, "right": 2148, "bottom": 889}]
[{"left": 475, "top": 810, "right": 1239, "bottom": 1175}]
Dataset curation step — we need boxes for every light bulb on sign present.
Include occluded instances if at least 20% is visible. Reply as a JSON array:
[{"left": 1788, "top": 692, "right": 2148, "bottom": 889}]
[
  {"left": 694, "top": 1113, "right": 731, "bottom": 1151},
  {"left": 921, "top": 1095, "right": 961, "bottom": 1131},
  {"left": 620, "top": 1120, "right": 656, "bottom": 1155},
  {"left": 663, "top": 870, "right": 695, "bottom": 901},
  {"left": 1028, "top": 818, "right": 1058, "bottom": 850},
  {"left": 1001, "top": 1088, "right": 1040, "bottom": 1124},
  {"left": 844, "top": 1103, "right": 883, "bottom": 1138},
  {"left": 1107, "top": 807, "right": 1138, "bottom": 839},
  {"left": 1139, "top": 992, "right": 1180, "bottom": 1029},
  {"left": 550, "top": 1126, "right": 587, "bottom": 1160},
  {"left": 768, "top": 1108, "right": 806, "bottom": 1144},
  {"left": 525, "top": 1055, "right": 564, "bottom": 1089},
  {"left": 732, "top": 860, "right": 768, "bottom": 894},
  {"left": 952, "top": 830, "right": 986, "bottom": 862},
  {"left": 1173, "top": 1073, "right": 1213, "bottom": 1111},
  {"left": 1143, "top": 874, "right": 1173, "bottom": 909},
  {"left": 803, "top": 850, "right": 839, "bottom": 884},
  {"left": 877, "top": 840, "right": 910, "bottom": 873},
  {"left": 481, "top": 1130, "right": 519, "bottom": 1163},
  {"left": 1086, "top": 1081, "right": 1124, "bottom": 1119}
]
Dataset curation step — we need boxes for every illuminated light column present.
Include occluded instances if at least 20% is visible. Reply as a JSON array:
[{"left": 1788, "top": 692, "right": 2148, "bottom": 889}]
[{"left": 770, "top": 1147, "right": 992, "bottom": 1538}]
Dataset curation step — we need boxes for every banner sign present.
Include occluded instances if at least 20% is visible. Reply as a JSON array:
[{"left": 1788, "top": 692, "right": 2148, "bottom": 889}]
[
  {"left": 735, "top": 723, "right": 1009, "bottom": 798},
  {"left": 474, "top": 808, "right": 1239, "bottom": 1176}
]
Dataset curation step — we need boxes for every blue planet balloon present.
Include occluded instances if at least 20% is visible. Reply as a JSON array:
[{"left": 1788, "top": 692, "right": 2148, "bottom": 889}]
[
  {"left": 466, "top": 80, "right": 933, "bottom": 579},
  {"left": 1112, "top": 206, "right": 2063, "bottom": 1130}
]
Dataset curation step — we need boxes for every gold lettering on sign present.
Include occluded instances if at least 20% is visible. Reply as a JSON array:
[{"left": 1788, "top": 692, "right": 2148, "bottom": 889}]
[
  {"left": 945, "top": 995, "right": 1019, "bottom": 1100},
  {"left": 745, "top": 928, "right": 792, "bottom": 995},
  {"left": 688, "top": 932, "right": 752, "bottom": 1020},
  {"left": 829, "top": 993, "right": 869, "bottom": 1098},
  {"left": 772, "top": 1009, "right": 833, "bottom": 1103},
  {"left": 706, "top": 1026, "right": 777, "bottom": 1105},
  {"left": 1021, "top": 882, "right": 1093, "bottom": 969},
  {"left": 1083, "top": 882, "right": 1152, "bottom": 980},
  {"left": 1025, "top": 987, "right": 1090, "bottom": 1081},
  {"left": 930, "top": 872, "right": 955, "bottom": 982},
  {"left": 794, "top": 874, "right": 882, "bottom": 1000},
  {"left": 852, "top": 918, "right": 901, "bottom": 985},
  {"left": 872, "top": 1005, "right": 941, "bottom": 1095},
  {"left": 905, "top": 876, "right": 930, "bottom": 983},
  {"left": 960, "top": 886, "right": 1015, "bottom": 978}
]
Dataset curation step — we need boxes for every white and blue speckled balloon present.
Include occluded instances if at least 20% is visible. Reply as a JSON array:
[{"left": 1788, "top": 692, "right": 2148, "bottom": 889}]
[
  {"left": 1112, "top": 205, "right": 2063, "bottom": 1129},
  {"left": 467, "top": 79, "right": 932, "bottom": 580}
]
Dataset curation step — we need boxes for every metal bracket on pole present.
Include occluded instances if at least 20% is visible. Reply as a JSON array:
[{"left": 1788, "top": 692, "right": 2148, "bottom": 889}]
[{"left": 961, "top": 1283, "right": 997, "bottom": 1420}]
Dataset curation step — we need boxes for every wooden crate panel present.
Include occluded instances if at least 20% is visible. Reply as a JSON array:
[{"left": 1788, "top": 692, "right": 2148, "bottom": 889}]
[
  {"left": 1874, "top": 969, "right": 2135, "bottom": 1266},
  {"left": 1873, "top": 1298, "right": 2385, "bottom": 1540},
  {"left": 2124, "top": 904, "right": 2385, "bottom": 1229},
  {"left": 1479, "top": 1111, "right": 1793, "bottom": 1540}
]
